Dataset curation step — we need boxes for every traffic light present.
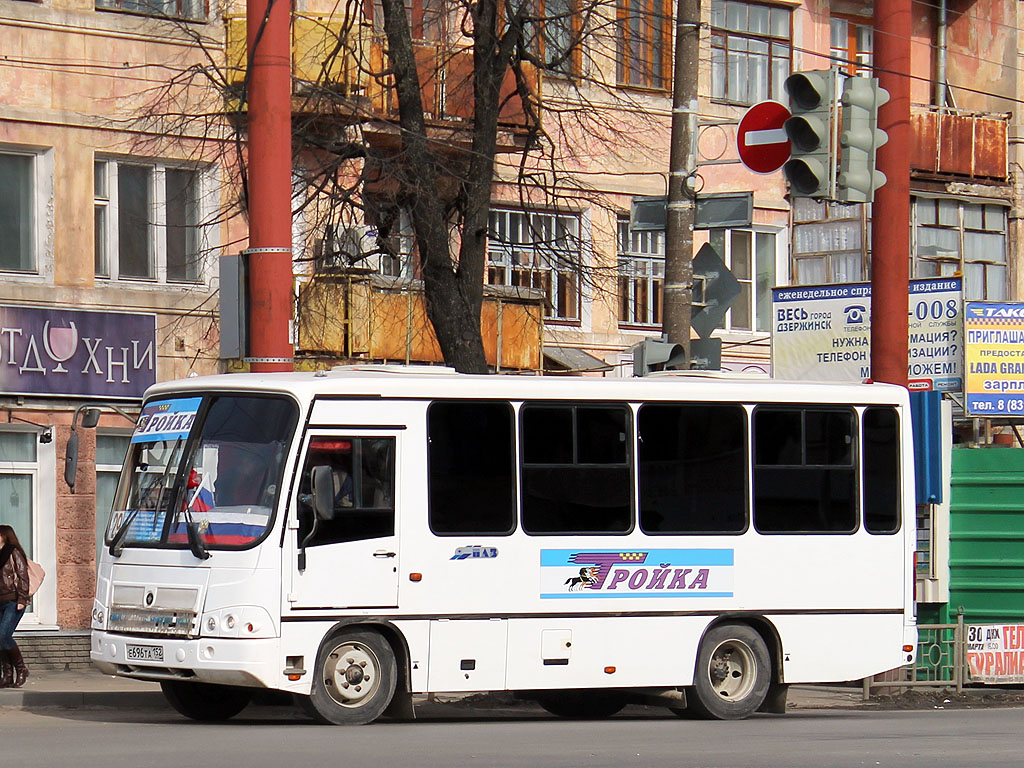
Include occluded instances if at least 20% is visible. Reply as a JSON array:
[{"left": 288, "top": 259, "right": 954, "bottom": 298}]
[
  {"left": 837, "top": 76, "right": 889, "bottom": 203},
  {"left": 782, "top": 70, "right": 837, "bottom": 199},
  {"left": 632, "top": 337, "right": 686, "bottom": 377}
]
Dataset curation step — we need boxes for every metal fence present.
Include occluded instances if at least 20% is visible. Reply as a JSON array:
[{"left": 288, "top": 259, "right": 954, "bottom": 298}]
[{"left": 861, "top": 615, "right": 966, "bottom": 699}]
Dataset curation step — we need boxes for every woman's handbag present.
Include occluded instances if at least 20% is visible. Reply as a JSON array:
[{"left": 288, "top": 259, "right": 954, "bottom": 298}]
[{"left": 26, "top": 558, "right": 45, "bottom": 598}]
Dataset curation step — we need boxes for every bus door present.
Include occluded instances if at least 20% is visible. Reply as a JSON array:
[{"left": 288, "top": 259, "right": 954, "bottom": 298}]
[{"left": 288, "top": 431, "right": 400, "bottom": 609}]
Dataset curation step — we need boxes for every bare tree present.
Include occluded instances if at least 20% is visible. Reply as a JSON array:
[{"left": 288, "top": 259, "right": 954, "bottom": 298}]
[{"left": 131, "top": 0, "right": 675, "bottom": 373}]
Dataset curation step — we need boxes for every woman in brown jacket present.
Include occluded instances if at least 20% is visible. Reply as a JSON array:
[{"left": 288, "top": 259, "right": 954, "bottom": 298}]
[{"left": 0, "top": 524, "right": 30, "bottom": 688}]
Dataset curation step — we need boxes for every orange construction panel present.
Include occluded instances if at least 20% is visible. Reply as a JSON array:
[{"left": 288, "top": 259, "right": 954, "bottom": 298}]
[
  {"left": 910, "top": 111, "right": 938, "bottom": 174},
  {"left": 938, "top": 113, "right": 976, "bottom": 176},
  {"left": 973, "top": 118, "right": 1007, "bottom": 179}
]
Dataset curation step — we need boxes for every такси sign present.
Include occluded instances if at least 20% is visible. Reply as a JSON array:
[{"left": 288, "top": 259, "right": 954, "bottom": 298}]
[{"left": 964, "top": 301, "right": 1024, "bottom": 416}]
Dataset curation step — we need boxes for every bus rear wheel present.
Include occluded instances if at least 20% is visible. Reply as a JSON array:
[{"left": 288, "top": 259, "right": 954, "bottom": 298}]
[
  {"left": 536, "top": 690, "right": 626, "bottom": 719},
  {"left": 686, "top": 623, "right": 770, "bottom": 720},
  {"left": 160, "top": 680, "right": 252, "bottom": 721},
  {"left": 301, "top": 628, "right": 397, "bottom": 725}
]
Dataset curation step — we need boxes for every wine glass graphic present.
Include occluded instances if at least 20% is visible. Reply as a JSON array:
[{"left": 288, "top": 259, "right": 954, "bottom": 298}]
[{"left": 43, "top": 320, "right": 78, "bottom": 373}]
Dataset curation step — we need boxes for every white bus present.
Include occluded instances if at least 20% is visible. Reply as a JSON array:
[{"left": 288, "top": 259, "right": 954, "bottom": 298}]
[{"left": 90, "top": 367, "right": 917, "bottom": 724}]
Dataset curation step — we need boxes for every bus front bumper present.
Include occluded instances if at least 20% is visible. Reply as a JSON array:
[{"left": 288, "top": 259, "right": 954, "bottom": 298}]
[{"left": 90, "top": 630, "right": 281, "bottom": 689}]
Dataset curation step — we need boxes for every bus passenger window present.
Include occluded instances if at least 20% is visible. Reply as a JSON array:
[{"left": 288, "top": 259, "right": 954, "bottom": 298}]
[
  {"left": 521, "top": 404, "right": 632, "bottom": 535},
  {"left": 863, "top": 407, "right": 900, "bottom": 534},
  {"left": 638, "top": 403, "right": 747, "bottom": 534},
  {"left": 297, "top": 437, "right": 395, "bottom": 546},
  {"left": 427, "top": 401, "right": 515, "bottom": 535},
  {"left": 753, "top": 406, "right": 857, "bottom": 534}
]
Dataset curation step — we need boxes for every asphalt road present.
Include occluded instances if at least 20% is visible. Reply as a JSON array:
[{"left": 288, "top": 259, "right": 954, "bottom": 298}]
[{"left": 2, "top": 703, "right": 1021, "bottom": 768}]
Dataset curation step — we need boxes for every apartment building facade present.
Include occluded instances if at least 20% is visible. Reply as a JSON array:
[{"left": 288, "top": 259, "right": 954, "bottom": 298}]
[
  {"left": 1, "top": 0, "right": 232, "bottom": 649},
  {"left": 0, "top": 0, "right": 1020, "bottom": 646}
]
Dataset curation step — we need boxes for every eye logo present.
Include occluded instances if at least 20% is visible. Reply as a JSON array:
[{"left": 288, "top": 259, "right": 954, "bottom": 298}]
[{"left": 843, "top": 305, "right": 867, "bottom": 324}]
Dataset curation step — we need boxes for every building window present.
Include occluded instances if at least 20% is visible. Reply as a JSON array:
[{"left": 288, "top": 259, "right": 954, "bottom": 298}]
[
  {"left": 709, "top": 228, "right": 776, "bottom": 332},
  {"left": 95, "top": 433, "right": 131, "bottom": 564},
  {"left": 0, "top": 431, "right": 39, "bottom": 616},
  {"left": 791, "top": 199, "right": 867, "bottom": 285},
  {"left": 372, "top": 208, "right": 415, "bottom": 278},
  {"left": 0, "top": 152, "right": 36, "bottom": 273},
  {"left": 711, "top": 0, "right": 791, "bottom": 105},
  {"left": 95, "top": 0, "right": 205, "bottom": 21},
  {"left": 830, "top": 15, "right": 872, "bottom": 78},
  {"left": 487, "top": 208, "right": 582, "bottom": 322},
  {"left": 913, "top": 197, "right": 1007, "bottom": 301},
  {"left": 94, "top": 161, "right": 109, "bottom": 277},
  {"left": 540, "top": 0, "right": 580, "bottom": 75},
  {"left": 0, "top": 432, "right": 37, "bottom": 558},
  {"left": 616, "top": 0, "right": 672, "bottom": 89},
  {"left": 617, "top": 218, "right": 664, "bottom": 327},
  {"left": 369, "top": 0, "right": 444, "bottom": 40},
  {"left": 95, "top": 160, "right": 206, "bottom": 284}
]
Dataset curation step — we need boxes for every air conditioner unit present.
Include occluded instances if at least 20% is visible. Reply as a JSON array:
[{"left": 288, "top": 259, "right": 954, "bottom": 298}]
[{"left": 316, "top": 224, "right": 378, "bottom": 270}]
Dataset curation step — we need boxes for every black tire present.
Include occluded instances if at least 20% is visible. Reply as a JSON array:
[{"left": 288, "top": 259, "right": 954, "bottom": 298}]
[
  {"left": 300, "top": 628, "right": 397, "bottom": 725},
  {"left": 160, "top": 680, "right": 252, "bottom": 721},
  {"left": 536, "top": 690, "right": 626, "bottom": 719},
  {"left": 686, "top": 623, "right": 771, "bottom": 720}
]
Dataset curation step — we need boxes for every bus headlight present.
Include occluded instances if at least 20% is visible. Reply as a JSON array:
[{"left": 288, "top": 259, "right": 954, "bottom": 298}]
[{"left": 200, "top": 607, "right": 275, "bottom": 639}]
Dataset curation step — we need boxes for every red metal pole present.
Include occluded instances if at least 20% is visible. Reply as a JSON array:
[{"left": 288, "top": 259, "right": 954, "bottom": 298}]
[
  {"left": 245, "top": 0, "right": 294, "bottom": 372},
  {"left": 871, "top": 0, "right": 911, "bottom": 386}
]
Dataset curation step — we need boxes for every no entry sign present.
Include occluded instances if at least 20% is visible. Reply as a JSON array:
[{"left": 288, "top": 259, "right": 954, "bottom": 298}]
[{"left": 737, "top": 101, "right": 792, "bottom": 174}]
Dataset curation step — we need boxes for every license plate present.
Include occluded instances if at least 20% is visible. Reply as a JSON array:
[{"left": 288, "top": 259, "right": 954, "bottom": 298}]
[{"left": 126, "top": 644, "right": 164, "bottom": 662}]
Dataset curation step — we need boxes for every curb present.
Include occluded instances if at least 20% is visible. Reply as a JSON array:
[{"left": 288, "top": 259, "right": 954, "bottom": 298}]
[{"left": 0, "top": 690, "right": 168, "bottom": 709}]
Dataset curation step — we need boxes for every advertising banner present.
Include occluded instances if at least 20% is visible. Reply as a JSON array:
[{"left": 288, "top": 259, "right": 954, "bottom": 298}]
[
  {"left": 0, "top": 305, "right": 156, "bottom": 399},
  {"left": 964, "top": 302, "right": 1024, "bottom": 416},
  {"left": 772, "top": 278, "right": 962, "bottom": 391},
  {"left": 540, "top": 549, "right": 733, "bottom": 600},
  {"left": 966, "top": 624, "right": 1024, "bottom": 683}
]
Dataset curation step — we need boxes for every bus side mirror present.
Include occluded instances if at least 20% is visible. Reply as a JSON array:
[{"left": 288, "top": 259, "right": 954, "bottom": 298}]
[
  {"left": 64, "top": 431, "right": 79, "bottom": 493},
  {"left": 81, "top": 408, "right": 102, "bottom": 429},
  {"left": 311, "top": 465, "right": 336, "bottom": 521}
]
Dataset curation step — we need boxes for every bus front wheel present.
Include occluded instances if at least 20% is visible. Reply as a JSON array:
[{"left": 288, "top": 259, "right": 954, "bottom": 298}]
[
  {"left": 686, "top": 623, "right": 770, "bottom": 720},
  {"left": 301, "top": 628, "right": 397, "bottom": 725},
  {"left": 160, "top": 680, "right": 252, "bottom": 721}
]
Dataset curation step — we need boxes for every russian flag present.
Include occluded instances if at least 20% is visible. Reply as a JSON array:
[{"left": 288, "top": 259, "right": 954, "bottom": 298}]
[
  {"left": 187, "top": 470, "right": 214, "bottom": 514},
  {"left": 170, "top": 470, "right": 268, "bottom": 546}
]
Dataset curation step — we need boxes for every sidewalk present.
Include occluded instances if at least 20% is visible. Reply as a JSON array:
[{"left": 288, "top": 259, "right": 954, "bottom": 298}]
[
  {"left": 0, "top": 667, "right": 876, "bottom": 713},
  {"left": 0, "top": 668, "right": 164, "bottom": 710}
]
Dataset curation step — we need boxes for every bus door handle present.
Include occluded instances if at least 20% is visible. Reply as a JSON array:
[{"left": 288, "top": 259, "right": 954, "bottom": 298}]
[{"left": 373, "top": 550, "right": 397, "bottom": 558}]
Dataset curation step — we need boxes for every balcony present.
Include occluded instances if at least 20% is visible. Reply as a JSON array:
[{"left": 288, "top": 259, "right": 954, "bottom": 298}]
[
  {"left": 296, "top": 273, "right": 544, "bottom": 371},
  {"left": 910, "top": 108, "right": 1008, "bottom": 182},
  {"left": 224, "top": 14, "right": 539, "bottom": 142}
]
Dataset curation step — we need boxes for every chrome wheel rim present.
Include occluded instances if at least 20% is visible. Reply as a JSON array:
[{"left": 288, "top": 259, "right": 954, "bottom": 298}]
[{"left": 322, "top": 640, "right": 381, "bottom": 708}]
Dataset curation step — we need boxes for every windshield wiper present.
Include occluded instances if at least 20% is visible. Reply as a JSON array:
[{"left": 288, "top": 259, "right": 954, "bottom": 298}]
[
  {"left": 109, "top": 439, "right": 181, "bottom": 558},
  {"left": 180, "top": 491, "right": 210, "bottom": 561},
  {"left": 184, "top": 517, "right": 211, "bottom": 560},
  {"left": 108, "top": 508, "right": 139, "bottom": 558}
]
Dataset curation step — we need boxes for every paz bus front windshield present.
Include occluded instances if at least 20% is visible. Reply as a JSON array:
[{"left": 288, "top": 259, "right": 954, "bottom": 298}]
[{"left": 105, "top": 394, "right": 299, "bottom": 551}]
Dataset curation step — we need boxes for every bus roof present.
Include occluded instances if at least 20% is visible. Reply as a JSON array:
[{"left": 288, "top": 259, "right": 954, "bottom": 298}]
[{"left": 144, "top": 366, "right": 911, "bottom": 407}]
